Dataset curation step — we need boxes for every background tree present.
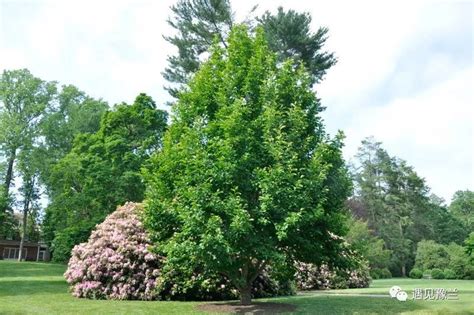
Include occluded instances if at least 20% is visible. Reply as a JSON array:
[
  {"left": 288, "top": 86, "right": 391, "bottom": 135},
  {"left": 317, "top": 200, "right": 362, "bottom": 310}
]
[
  {"left": 449, "top": 190, "right": 474, "bottom": 232},
  {"left": 163, "top": 0, "right": 336, "bottom": 97},
  {"left": 350, "top": 137, "right": 467, "bottom": 276},
  {"left": 38, "top": 84, "right": 108, "bottom": 189},
  {"left": 465, "top": 232, "right": 474, "bottom": 259},
  {"left": 0, "top": 69, "right": 55, "bottom": 238},
  {"left": 44, "top": 94, "right": 167, "bottom": 262},
  {"left": 426, "top": 194, "right": 467, "bottom": 245},
  {"left": 16, "top": 143, "right": 41, "bottom": 261},
  {"left": 145, "top": 26, "right": 351, "bottom": 305},
  {"left": 345, "top": 217, "right": 392, "bottom": 278}
]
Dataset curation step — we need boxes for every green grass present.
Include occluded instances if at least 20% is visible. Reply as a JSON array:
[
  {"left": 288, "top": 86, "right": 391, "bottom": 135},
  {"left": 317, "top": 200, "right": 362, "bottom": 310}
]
[{"left": 0, "top": 261, "right": 473, "bottom": 314}]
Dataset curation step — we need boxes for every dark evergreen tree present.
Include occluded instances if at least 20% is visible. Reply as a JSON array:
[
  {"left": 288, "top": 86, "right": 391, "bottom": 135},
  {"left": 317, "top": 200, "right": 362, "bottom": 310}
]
[{"left": 163, "top": 0, "right": 336, "bottom": 97}]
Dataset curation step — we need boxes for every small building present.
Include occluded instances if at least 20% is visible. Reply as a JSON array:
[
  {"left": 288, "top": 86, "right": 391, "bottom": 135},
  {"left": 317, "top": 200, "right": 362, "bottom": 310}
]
[{"left": 0, "top": 239, "right": 50, "bottom": 261}]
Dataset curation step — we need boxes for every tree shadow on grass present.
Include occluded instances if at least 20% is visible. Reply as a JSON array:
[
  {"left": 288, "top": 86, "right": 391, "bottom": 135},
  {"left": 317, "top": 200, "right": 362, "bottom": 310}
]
[
  {"left": 196, "top": 301, "right": 297, "bottom": 314},
  {"left": 275, "top": 295, "right": 427, "bottom": 314}
]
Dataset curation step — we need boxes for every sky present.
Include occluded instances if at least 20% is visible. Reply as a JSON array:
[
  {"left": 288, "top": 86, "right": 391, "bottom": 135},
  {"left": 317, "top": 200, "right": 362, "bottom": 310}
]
[{"left": 0, "top": 0, "right": 472, "bottom": 203}]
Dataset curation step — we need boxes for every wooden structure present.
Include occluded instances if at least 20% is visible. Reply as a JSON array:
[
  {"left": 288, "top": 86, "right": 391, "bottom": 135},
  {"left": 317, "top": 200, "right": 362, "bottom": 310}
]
[{"left": 0, "top": 239, "right": 50, "bottom": 261}]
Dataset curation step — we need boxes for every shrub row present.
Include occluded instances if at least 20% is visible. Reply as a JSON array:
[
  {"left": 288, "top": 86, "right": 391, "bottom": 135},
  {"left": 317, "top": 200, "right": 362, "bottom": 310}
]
[
  {"left": 414, "top": 240, "right": 474, "bottom": 280},
  {"left": 66, "top": 203, "right": 370, "bottom": 301}
]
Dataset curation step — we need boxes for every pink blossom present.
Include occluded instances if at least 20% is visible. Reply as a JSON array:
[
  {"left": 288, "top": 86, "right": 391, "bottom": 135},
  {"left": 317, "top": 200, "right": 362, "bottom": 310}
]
[{"left": 64, "top": 202, "right": 164, "bottom": 300}]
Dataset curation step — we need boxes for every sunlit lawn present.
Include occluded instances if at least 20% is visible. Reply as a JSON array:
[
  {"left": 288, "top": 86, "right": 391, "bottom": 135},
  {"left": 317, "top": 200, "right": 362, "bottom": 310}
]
[{"left": 0, "top": 261, "right": 473, "bottom": 314}]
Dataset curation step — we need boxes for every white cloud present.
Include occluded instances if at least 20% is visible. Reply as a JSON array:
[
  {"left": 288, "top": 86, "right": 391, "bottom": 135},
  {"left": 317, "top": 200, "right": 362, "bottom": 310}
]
[{"left": 342, "top": 65, "right": 473, "bottom": 200}]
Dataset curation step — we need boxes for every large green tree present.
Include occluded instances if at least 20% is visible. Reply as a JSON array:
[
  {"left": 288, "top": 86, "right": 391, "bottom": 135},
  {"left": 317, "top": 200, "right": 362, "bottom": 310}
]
[
  {"left": 0, "top": 69, "right": 56, "bottom": 238},
  {"left": 44, "top": 94, "right": 167, "bottom": 262},
  {"left": 144, "top": 26, "right": 350, "bottom": 305},
  {"left": 163, "top": 0, "right": 336, "bottom": 97}
]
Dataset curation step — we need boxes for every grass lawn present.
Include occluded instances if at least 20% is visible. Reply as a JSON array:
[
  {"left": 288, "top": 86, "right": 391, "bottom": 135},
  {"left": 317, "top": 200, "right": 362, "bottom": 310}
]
[{"left": 0, "top": 261, "right": 473, "bottom": 314}]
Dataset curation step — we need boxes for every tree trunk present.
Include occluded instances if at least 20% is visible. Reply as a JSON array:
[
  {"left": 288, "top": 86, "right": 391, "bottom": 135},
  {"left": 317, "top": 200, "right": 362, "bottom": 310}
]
[
  {"left": 401, "top": 265, "right": 406, "bottom": 277},
  {"left": 18, "top": 208, "right": 28, "bottom": 262},
  {"left": 1, "top": 148, "right": 16, "bottom": 218},
  {"left": 18, "top": 179, "right": 32, "bottom": 262},
  {"left": 239, "top": 285, "right": 252, "bottom": 305},
  {"left": 3, "top": 148, "right": 16, "bottom": 196}
]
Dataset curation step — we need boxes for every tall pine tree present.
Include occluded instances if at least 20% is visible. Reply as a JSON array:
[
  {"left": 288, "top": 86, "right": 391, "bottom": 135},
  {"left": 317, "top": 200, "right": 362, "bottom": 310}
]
[{"left": 163, "top": 0, "right": 336, "bottom": 97}]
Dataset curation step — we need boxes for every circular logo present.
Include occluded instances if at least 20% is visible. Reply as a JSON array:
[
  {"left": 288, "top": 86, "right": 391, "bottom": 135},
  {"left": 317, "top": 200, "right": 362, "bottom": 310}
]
[
  {"left": 389, "top": 286, "right": 402, "bottom": 298},
  {"left": 396, "top": 290, "right": 408, "bottom": 301}
]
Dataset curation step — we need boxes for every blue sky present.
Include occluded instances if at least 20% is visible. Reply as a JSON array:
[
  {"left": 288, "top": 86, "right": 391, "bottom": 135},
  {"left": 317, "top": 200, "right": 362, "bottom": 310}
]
[{"left": 1, "top": 0, "right": 472, "bottom": 202}]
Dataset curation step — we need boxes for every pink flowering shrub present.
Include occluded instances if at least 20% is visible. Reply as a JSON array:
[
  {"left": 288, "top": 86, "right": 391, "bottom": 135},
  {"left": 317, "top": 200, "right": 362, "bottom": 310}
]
[{"left": 64, "top": 202, "right": 163, "bottom": 300}]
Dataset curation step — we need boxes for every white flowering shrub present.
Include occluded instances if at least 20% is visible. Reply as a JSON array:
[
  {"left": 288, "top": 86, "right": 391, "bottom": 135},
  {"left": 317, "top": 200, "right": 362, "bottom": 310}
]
[
  {"left": 295, "top": 262, "right": 371, "bottom": 290},
  {"left": 64, "top": 202, "right": 163, "bottom": 300}
]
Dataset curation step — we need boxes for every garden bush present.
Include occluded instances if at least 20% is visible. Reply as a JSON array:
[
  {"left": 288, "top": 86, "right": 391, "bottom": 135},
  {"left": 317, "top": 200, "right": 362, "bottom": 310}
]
[
  {"left": 295, "top": 262, "right": 371, "bottom": 290},
  {"left": 443, "top": 269, "right": 457, "bottom": 279},
  {"left": 370, "top": 268, "right": 392, "bottom": 279},
  {"left": 445, "top": 243, "right": 473, "bottom": 279},
  {"left": 409, "top": 268, "right": 423, "bottom": 279},
  {"left": 431, "top": 268, "right": 445, "bottom": 279},
  {"left": 64, "top": 203, "right": 164, "bottom": 300},
  {"left": 414, "top": 240, "right": 474, "bottom": 280}
]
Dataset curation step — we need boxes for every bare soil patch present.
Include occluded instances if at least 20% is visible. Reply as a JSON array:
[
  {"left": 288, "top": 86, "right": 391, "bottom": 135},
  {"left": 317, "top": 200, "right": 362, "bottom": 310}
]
[{"left": 196, "top": 301, "right": 297, "bottom": 314}]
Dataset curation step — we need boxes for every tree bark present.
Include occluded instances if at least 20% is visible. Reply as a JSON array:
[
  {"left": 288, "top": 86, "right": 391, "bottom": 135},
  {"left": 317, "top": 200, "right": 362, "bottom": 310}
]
[
  {"left": 1, "top": 148, "right": 16, "bottom": 214},
  {"left": 3, "top": 148, "right": 16, "bottom": 196},
  {"left": 239, "top": 285, "right": 252, "bottom": 305},
  {"left": 18, "top": 198, "right": 29, "bottom": 262},
  {"left": 18, "top": 177, "right": 33, "bottom": 262}
]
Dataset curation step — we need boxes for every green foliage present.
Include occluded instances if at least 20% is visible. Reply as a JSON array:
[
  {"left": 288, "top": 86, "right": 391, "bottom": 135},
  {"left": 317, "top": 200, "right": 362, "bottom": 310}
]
[
  {"left": 350, "top": 138, "right": 466, "bottom": 277},
  {"left": 0, "top": 69, "right": 56, "bottom": 238},
  {"left": 345, "top": 217, "right": 391, "bottom": 271},
  {"left": 51, "top": 221, "right": 97, "bottom": 263},
  {"left": 370, "top": 268, "right": 392, "bottom": 279},
  {"left": 465, "top": 232, "right": 474, "bottom": 259},
  {"left": 425, "top": 195, "right": 468, "bottom": 245},
  {"left": 443, "top": 269, "right": 457, "bottom": 279},
  {"left": 1, "top": 69, "right": 107, "bottom": 242},
  {"left": 445, "top": 242, "right": 473, "bottom": 280},
  {"left": 158, "top": 267, "right": 295, "bottom": 301},
  {"left": 145, "top": 26, "right": 351, "bottom": 304},
  {"left": 38, "top": 84, "right": 108, "bottom": 185},
  {"left": 415, "top": 240, "right": 450, "bottom": 271},
  {"left": 449, "top": 190, "right": 474, "bottom": 231},
  {"left": 414, "top": 240, "right": 473, "bottom": 280},
  {"left": 257, "top": 7, "right": 336, "bottom": 86},
  {"left": 409, "top": 268, "right": 423, "bottom": 279},
  {"left": 431, "top": 268, "right": 444, "bottom": 279},
  {"left": 44, "top": 94, "right": 167, "bottom": 262},
  {"left": 163, "top": 1, "right": 336, "bottom": 96}
]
